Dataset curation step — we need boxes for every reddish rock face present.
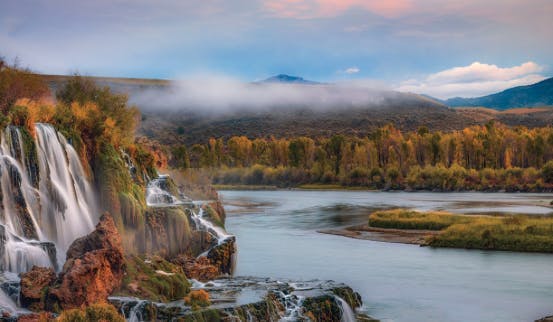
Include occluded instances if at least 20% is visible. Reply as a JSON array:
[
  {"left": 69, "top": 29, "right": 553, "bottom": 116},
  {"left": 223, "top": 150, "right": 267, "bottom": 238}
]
[
  {"left": 173, "top": 255, "right": 219, "bottom": 282},
  {"left": 48, "top": 213, "right": 124, "bottom": 310},
  {"left": 19, "top": 266, "right": 56, "bottom": 311}
]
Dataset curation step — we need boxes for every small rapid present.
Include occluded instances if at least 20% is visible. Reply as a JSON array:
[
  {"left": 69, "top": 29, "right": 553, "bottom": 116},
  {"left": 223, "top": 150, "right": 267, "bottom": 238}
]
[
  {"left": 146, "top": 175, "right": 179, "bottom": 206},
  {"left": 110, "top": 277, "right": 359, "bottom": 322}
]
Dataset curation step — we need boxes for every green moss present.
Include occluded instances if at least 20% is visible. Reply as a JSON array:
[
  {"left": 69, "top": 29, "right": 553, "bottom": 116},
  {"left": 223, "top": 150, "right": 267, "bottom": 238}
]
[
  {"left": 332, "top": 287, "right": 362, "bottom": 310},
  {"left": 19, "top": 127, "right": 40, "bottom": 187},
  {"left": 57, "top": 303, "right": 125, "bottom": 322},
  {"left": 134, "top": 144, "right": 158, "bottom": 183},
  {"left": 118, "top": 255, "right": 191, "bottom": 302},
  {"left": 204, "top": 205, "right": 224, "bottom": 228},
  {"left": 302, "top": 295, "right": 341, "bottom": 321}
]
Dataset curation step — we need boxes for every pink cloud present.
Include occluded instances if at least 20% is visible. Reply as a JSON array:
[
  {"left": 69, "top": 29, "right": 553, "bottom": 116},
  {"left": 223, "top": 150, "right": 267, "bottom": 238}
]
[{"left": 264, "top": 0, "right": 412, "bottom": 18}]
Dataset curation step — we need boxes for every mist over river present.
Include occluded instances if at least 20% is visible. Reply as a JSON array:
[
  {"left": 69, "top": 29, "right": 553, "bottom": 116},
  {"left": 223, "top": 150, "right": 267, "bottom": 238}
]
[{"left": 220, "top": 190, "right": 553, "bottom": 322}]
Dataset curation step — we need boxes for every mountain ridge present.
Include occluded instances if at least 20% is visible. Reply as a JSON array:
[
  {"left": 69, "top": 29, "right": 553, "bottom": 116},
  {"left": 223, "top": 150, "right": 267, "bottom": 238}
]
[
  {"left": 258, "top": 74, "right": 320, "bottom": 84},
  {"left": 443, "top": 77, "right": 553, "bottom": 110}
]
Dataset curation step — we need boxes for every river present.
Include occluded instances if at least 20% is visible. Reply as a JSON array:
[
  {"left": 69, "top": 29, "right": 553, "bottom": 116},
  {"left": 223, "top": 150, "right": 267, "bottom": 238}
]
[{"left": 220, "top": 190, "right": 553, "bottom": 322}]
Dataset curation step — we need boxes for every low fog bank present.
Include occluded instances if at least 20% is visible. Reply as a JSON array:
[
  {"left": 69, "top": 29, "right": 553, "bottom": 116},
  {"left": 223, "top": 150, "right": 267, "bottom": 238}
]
[{"left": 129, "top": 76, "right": 427, "bottom": 115}]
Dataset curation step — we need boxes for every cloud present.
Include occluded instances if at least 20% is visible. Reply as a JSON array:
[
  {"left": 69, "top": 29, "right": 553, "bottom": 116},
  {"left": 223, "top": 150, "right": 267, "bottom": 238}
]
[
  {"left": 396, "top": 61, "right": 547, "bottom": 99},
  {"left": 264, "top": 0, "right": 412, "bottom": 18},
  {"left": 344, "top": 67, "right": 360, "bottom": 74},
  {"left": 131, "top": 75, "right": 395, "bottom": 113}
]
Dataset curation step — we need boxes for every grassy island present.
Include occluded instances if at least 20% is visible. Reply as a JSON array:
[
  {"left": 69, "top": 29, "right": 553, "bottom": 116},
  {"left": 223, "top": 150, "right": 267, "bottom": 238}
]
[{"left": 369, "top": 209, "right": 553, "bottom": 253}]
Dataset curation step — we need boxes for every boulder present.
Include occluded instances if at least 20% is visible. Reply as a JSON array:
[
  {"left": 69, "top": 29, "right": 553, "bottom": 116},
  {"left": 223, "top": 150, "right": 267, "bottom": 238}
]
[
  {"left": 48, "top": 213, "right": 124, "bottom": 310},
  {"left": 19, "top": 266, "right": 56, "bottom": 311}
]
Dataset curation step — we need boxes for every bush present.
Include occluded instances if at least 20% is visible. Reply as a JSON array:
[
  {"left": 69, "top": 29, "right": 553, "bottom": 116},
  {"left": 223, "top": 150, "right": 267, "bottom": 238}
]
[{"left": 184, "top": 289, "right": 211, "bottom": 310}]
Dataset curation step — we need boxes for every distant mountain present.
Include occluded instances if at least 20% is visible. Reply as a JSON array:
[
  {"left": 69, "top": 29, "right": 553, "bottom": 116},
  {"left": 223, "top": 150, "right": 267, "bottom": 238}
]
[
  {"left": 259, "top": 74, "right": 320, "bottom": 84},
  {"left": 444, "top": 77, "right": 553, "bottom": 110}
]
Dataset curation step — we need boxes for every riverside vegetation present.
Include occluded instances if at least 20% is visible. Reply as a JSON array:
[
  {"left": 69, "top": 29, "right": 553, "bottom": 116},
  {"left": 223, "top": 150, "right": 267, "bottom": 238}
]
[
  {"left": 171, "top": 124, "right": 553, "bottom": 191},
  {"left": 369, "top": 209, "right": 553, "bottom": 253}
]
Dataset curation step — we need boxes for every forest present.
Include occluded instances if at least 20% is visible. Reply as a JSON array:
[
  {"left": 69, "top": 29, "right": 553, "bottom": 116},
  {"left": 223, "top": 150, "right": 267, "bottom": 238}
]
[{"left": 172, "top": 123, "right": 553, "bottom": 191}]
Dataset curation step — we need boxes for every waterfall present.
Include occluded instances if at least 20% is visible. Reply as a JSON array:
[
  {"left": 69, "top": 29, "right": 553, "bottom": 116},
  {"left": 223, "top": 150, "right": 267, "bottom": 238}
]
[
  {"left": 191, "top": 208, "right": 231, "bottom": 247},
  {"left": 35, "top": 123, "right": 97, "bottom": 253},
  {"left": 0, "top": 124, "right": 98, "bottom": 274},
  {"left": 334, "top": 295, "right": 356, "bottom": 322},
  {"left": 146, "top": 175, "right": 179, "bottom": 206}
]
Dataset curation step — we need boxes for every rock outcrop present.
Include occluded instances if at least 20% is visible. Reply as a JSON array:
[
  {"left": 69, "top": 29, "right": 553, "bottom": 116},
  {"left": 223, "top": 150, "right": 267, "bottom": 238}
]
[
  {"left": 19, "top": 266, "right": 56, "bottom": 311},
  {"left": 172, "top": 255, "right": 219, "bottom": 282},
  {"left": 48, "top": 213, "right": 124, "bottom": 310},
  {"left": 206, "top": 237, "right": 236, "bottom": 275}
]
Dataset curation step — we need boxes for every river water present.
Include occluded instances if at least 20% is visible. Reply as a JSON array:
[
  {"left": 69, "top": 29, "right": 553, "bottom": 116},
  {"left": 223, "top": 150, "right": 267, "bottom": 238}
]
[{"left": 220, "top": 190, "right": 553, "bottom": 322}]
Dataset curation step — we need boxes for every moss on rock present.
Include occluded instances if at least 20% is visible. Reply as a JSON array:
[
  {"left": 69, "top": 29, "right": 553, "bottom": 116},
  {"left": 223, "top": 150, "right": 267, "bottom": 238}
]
[
  {"left": 57, "top": 303, "right": 125, "bottom": 322},
  {"left": 117, "top": 255, "right": 191, "bottom": 302}
]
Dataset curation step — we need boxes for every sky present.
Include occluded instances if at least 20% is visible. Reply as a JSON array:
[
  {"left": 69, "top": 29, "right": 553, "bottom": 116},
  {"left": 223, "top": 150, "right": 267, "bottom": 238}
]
[{"left": 1, "top": 0, "right": 553, "bottom": 99}]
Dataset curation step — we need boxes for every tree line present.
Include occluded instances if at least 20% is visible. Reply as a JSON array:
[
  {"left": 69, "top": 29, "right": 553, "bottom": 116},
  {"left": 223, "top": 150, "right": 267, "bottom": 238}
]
[{"left": 171, "top": 123, "right": 553, "bottom": 191}]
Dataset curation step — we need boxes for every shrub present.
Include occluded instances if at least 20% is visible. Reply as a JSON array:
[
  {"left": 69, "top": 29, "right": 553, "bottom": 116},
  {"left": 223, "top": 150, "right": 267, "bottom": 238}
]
[{"left": 184, "top": 289, "right": 211, "bottom": 310}]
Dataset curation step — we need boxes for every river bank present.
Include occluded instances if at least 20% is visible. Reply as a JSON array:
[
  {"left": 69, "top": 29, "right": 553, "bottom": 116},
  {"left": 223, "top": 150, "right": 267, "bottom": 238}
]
[{"left": 319, "top": 225, "right": 437, "bottom": 244}]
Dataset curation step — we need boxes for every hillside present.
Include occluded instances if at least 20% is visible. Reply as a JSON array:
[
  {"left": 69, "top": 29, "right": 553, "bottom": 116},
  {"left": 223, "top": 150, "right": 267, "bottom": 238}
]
[
  {"left": 445, "top": 77, "right": 553, "bottom": 109},
  {"left": 37, "top": 74, "right": 553, "bottom": 146}
]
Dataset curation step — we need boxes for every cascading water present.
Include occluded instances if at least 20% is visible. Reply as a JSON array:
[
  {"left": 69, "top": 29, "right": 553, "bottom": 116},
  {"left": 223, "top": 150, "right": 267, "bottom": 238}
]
[
  {"left": 146, "top": 175, "right": 179, "bottom": 206},
  {"left": 191, "top": 207, "right": 232, "bottom": 251},
  {"left": 334, "top": 295, "right": 356, "bottom": 322},
  {"left": 0, "top": 123, "right": 98, "bottom": 315},
  {"left": 34, "top": 123, "right": 97, "bottom": 253},
  {"left": 145, "top": 175, "right": 232, "bottom": 258}
]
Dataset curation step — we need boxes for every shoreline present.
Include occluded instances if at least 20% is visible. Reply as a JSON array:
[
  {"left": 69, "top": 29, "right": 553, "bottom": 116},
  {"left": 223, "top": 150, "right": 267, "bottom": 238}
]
[
  {"left": 216, "top": 184, "right": 553, "bottom": 194},
  {"left": 318, "top": 224, "right": 438, "bottom": 245}
]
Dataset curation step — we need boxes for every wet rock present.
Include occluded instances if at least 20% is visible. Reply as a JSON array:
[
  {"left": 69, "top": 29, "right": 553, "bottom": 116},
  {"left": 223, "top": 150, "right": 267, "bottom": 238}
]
[
  {"left": 65, "top": 213, "right": 123, "bottom": 260},
  {"left": 206, "top": 237, "right": 236, "bottom": 275},
  {"left": 19, "top": 266, "right": 56, "bottom": 311},
  {"left": 48, "top": 213, "right": 124, "bottom": 310},
  {"left": 172, "top": 255, "right": 219, "bottom": 282}
]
